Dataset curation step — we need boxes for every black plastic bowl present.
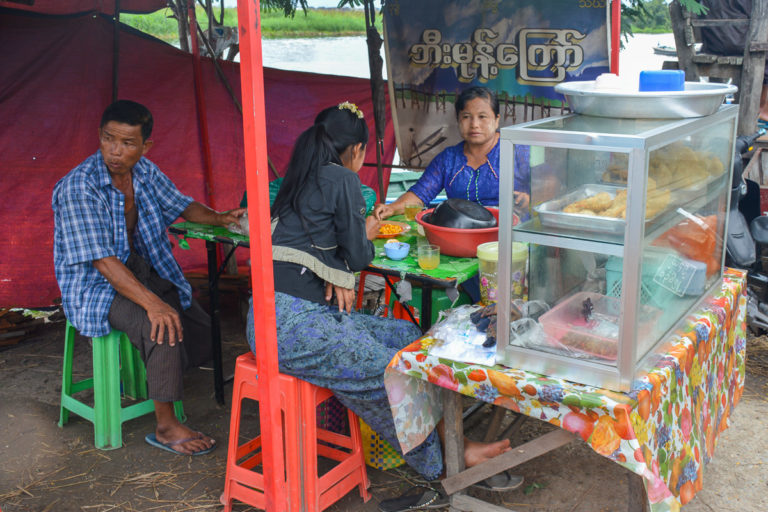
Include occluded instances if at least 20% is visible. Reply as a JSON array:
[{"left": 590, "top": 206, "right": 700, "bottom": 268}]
[{"left": 423, "top": 198, "right": 497, "bottom": 229}]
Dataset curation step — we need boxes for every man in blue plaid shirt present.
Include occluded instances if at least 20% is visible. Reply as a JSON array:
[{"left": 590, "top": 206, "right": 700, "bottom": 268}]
[{"left": 53, "top": 100, "right": 245, "bottom": 456}]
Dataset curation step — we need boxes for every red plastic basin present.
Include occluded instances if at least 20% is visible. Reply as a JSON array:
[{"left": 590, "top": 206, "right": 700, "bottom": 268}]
[{"left": 416, "top": 207, "right": 514, "bottom": 258}]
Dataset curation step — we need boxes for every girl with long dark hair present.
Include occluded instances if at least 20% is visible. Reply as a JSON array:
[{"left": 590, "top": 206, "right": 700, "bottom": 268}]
[{"left": 247, "top": 103, "right": 515, "bottom": 504}]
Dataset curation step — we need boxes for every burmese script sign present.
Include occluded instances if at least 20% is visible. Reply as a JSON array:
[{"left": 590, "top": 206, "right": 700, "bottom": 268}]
[{"left": 383, "top": 0, "right": 610, "bottom": 167}]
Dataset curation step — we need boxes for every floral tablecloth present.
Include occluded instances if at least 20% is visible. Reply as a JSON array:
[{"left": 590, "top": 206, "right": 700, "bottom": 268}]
[{"left": 384, "top": 269, "right": 747, "bottom": 512}]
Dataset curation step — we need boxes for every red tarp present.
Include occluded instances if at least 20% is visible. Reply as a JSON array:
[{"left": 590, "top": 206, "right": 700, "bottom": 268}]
[
  {"left": 0, "top": 8, "right": 395, "bottom": 307},
  {"left": 0, "top": 0, "right": 167, "bottom": 14}
]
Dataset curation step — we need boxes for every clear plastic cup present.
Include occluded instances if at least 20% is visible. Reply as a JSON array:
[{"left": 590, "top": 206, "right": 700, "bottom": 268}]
[
  {"left": 417, "top": 244, "right": 440, "bottom": 270},
  {"left": 404, "top": 204, "right": 423, "bottom": 221}
]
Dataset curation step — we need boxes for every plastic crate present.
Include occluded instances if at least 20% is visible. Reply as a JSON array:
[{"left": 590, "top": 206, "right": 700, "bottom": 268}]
[{"left": 604, "top": 254, "right": 677, "bottom": 310}]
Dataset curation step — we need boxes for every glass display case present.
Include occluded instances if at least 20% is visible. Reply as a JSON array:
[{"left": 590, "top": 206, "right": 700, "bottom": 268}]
[{"left": 497, "top": 105, "right": 737, "bottom": 392}]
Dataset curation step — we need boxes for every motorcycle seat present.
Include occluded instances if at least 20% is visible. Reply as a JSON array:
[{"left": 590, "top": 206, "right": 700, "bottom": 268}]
[{"left": 750, "top": 216, "right": 768, "bottom": 245}]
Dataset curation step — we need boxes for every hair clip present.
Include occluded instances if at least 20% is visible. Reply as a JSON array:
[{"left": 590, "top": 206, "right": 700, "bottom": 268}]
[{"left": 338, "top": 101, "right": 364, "bottom": 119}]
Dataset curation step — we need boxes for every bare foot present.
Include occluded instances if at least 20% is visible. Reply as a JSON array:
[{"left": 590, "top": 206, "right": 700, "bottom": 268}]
[
  {"left": 464, "top": 438, "right": 511, "bottom": 468},
  {"left": 155, "top": 421, "right": 215, "bottom": 455}
]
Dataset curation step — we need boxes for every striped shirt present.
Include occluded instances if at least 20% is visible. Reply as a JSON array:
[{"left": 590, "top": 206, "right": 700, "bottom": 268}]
[{"left": 52, "top": 151, "right": 193, "bottom": 337}]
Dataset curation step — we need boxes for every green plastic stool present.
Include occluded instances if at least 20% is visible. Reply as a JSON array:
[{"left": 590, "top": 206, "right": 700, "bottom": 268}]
[{"left": 59, "top": 320, "right": 185, "bottom": 450}]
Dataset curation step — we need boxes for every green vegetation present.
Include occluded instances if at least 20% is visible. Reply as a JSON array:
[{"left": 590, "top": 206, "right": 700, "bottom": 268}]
[
  {"left": 626, "top": 0, "right": 673, "bottom": 34},
  {"left": 260, "top": 8, "right": 381, "bottom": 38},
  {"left": 122, "top": 8, "right": 183, "bottom": 43},
  {"left": 121, "top": 7, "right": 380, "bottom": 44}
]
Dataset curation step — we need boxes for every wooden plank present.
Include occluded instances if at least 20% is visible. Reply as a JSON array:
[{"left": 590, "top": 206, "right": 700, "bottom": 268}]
[
  {"left": 442, "top": 429, "right": 575, "bottom": 495},
  {"left": 498, "top": 413, "right": 527, "bottom": 440},
  {"left": 482, "top": 406, "right": 508, "bottom": 443},
  {"left": 739, "top": 0, "right": 768, "bottom": 136},
  {"left": 690, "top": 18, "right": 750, "bottom": 27},
  {"left": 442, "top": 387, "right": 465, "bottom": 479},
  {"left": 450, "top": 493, "right": 519, "bottom": 512}
]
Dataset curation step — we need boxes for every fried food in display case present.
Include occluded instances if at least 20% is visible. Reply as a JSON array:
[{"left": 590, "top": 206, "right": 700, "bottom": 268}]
[{"left": 497, "top": 106, "right": 737, "bottom": 391}]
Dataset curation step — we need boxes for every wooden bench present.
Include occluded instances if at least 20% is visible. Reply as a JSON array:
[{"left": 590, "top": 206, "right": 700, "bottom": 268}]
[{"left": 664, "top": 0, "right": 768, "bottom": 135}]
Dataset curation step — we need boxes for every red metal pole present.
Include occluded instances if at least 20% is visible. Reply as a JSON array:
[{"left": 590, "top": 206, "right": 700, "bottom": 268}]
[
  {"left": 610, "top": 0, "right": 620, "bottom": 74},
  {"left": 237, "top": 1, "right": 287, "bottom": 510},
  {"left": 189, "top": 3, "right": 217, "bottom": 210}
]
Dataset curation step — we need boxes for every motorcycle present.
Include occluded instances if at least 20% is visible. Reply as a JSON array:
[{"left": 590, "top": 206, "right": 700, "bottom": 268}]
[{"left": 724, "top": 130, "right": 768, "bottom": 332}]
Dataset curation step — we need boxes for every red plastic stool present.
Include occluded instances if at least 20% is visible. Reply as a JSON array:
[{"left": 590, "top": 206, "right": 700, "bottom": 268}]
[
  {"left": 356, "top": 270, "right": 396, "bottom": 316},
  {"left": 222, "top": 353, "right": 371, "bottom": 512},
  {"left": 357, "top": 272, "right": 420, "bottom": 322}
]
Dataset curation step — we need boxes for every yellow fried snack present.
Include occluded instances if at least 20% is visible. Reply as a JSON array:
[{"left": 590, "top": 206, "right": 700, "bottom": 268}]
[
  {"left": 563, "top": 203, "right": 583, "bottom": 214},
  {"left": 606, "top": 145, "right": 720, "bottom": 189},
  {"left": 645, "top": 189, "right": 671, "bottom": 218},
  {"left": 564, "top": 186, "right": 671, "bottom": 220},
  {"left": 568, "top": 191, "right": 613, "bottom": 212},
  {"left": 379, "top": 223, "right": 403, "bottom": 235}
]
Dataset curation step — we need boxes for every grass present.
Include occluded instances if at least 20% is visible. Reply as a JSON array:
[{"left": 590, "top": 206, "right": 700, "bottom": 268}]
[{"left": 121, "top": 7, "right": 382, "bottom": 44}]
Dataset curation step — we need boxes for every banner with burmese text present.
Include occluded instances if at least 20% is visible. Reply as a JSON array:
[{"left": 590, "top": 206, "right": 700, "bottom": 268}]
[{"left": 383, "top": 0, "right": 611, "bottom": 167}]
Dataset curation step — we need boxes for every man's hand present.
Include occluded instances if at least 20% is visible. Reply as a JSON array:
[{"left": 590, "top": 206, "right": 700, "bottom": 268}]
[
  {"left": 325, "top": 282, "right": 356, "bottom": 314},
  {"left": 146, "top": 298, "right": 183, "bottom": 345},
  {"left": 365, "top": 215, "right": 381, "bottom": 241},
  {"left": 181, "top": 202, "right": 246, "bottom": 227},
  {"left": 218, "top": 208, "right": 246, "bottom": 227},
  {"left": 372, "top": 203, "right": 394, "bottom": 221}
]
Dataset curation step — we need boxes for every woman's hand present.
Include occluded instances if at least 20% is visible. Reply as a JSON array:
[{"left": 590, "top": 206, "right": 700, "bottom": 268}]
[
  {"left": 325, "top": 282, "right": 356, "bottom": 314},
  {"left": 365, "top": 216, "right": 381, "bottom": 240},
  {"left": 372, "top": 203, "right": 395, "bottom": 220},
  {"left": 513, "top": 191, "right": 530, "bottom": 212}
]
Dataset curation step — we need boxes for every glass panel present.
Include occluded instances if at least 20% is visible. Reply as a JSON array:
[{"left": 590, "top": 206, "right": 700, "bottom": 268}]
[
  {"left": 529, "top": 115, "right": 673, "bottom": 136},
  {"left": 503, "top": 244, "right": 618, "bottom": 367},
  {"left": 635, "top": 121, "right": 733, "bottom": 360},
  {"left": 516, "top": 145, "right": 630, "bottom": 245}
]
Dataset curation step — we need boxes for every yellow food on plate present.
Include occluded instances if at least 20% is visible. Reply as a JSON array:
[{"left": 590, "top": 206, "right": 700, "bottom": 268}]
[{"left": 379, "top": 223, "right": 403, "bottom": 235}]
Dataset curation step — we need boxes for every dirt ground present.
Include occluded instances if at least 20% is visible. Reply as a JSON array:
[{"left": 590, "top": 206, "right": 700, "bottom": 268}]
[{"left": 1, "top": 291, "right": 767, "bottom": 512}]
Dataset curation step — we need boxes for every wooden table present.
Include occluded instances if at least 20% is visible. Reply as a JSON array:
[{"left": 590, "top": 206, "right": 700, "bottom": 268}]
[
  {"left": 169, "top": 222, "right": 249, "bottom": 405},
  {"left": 384, "top": 269, "right": 747, "bottom": 511}
]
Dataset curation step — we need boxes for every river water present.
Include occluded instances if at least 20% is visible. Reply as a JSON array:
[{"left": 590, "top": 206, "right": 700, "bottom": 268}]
[{"left": 261, "top": 32, "right": 678, "bottom": 83}]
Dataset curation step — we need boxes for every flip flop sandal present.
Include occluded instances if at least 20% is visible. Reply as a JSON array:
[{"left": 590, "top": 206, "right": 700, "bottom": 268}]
[
  {"left": 377, "top": 485, "right": 449, "bottom": 512},
  {"left": 471, "top": 471, "right": 524, "bottom": 492},
  {"left": 144, "top": 432, "right": 216, "bottom": 456}
]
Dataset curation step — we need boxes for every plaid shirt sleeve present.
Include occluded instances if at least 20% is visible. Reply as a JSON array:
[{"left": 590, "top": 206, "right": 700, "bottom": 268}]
[
  {"left": 144, "top": 161, "right": 194, "bottom": 225},
  {"left": 55, "top": 186, "right": 115, "bottom": 266}
]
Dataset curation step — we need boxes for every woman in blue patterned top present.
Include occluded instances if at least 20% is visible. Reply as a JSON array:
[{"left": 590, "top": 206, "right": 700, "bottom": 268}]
[{"left": 373, "top": 87, "right": 530, "bottom": 220}]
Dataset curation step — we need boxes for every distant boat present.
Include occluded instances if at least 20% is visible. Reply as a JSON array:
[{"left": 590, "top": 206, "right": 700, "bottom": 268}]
[
  {"left": 653, "top": 44, "right": 677, "bottom": 56},
  {"left": 652, "top": 42, "right": 702, "bottom": 57}
]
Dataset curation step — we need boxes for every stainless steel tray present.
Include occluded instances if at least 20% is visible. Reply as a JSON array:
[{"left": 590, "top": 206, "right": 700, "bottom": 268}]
[
  {"left": 554, "top": 81, "right": 737, "bottom": 119},
  {"left": 534, "top": 184, "right": 664, "bottom": 234}
]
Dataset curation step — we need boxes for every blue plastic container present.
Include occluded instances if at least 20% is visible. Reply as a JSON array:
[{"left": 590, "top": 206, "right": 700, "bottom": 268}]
[{"left": 638, "top": 70, "right": 685, "bottom": 92}]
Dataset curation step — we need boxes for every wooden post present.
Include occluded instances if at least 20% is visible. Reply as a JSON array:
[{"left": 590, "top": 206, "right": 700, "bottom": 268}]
[
  {"left": 738, "top": 0, "right": 768, "bottom": 135},
  {"left": 237, "top": 0, "right": 287, "bottom": 510},
  {"left": 669, "top": 1, "right": 700, "bottom": 81}
]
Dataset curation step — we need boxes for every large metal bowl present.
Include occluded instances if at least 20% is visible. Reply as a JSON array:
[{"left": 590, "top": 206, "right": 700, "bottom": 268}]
[{"left": 555, "top": 81, "right": 737, "bottom": 119}]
